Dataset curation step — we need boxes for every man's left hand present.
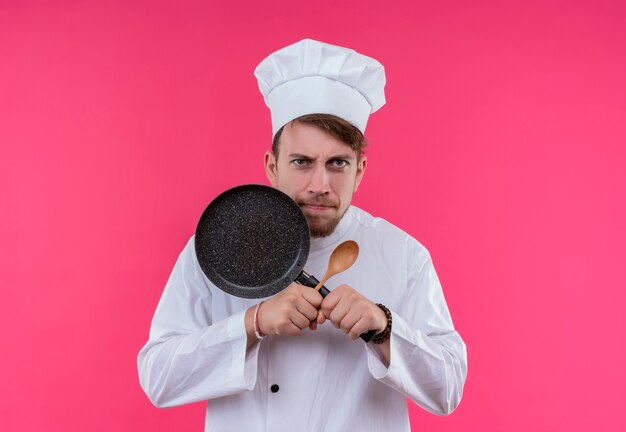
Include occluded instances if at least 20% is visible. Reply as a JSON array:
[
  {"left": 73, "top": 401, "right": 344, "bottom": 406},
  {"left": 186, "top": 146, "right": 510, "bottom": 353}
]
[{"left": 318, "top": 285, "right": 387, "bottom": 340}]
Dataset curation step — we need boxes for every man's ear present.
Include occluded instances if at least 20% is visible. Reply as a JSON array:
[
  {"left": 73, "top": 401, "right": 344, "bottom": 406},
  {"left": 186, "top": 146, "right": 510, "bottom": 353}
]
[
  {"left": 354, "top": 156, "right": 367, "bottom": 193},
  {"left": 264, "top": 150, "right": 278, "bottom": 187}
]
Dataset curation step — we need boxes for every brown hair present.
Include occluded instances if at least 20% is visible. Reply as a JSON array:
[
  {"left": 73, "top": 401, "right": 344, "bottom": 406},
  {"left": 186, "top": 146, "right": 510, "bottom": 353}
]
[{"left": 272, "top": 113, "right": 368, "bottom": 160}]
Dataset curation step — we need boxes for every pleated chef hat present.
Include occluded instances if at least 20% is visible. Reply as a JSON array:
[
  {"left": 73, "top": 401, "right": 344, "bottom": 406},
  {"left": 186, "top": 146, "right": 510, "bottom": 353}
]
[{"left": 254, "top": 39, "right": 386, "bottom": 137}]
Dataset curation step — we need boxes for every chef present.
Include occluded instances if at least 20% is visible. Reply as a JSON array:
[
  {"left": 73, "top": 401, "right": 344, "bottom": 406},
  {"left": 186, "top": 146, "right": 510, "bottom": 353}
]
[{"left": 138, "top": 39, "right": 467, "bottom": 431}]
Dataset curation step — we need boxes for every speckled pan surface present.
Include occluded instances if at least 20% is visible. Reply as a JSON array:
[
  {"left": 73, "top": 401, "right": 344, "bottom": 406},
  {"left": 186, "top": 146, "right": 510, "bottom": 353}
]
[{"left": 194, "top": 184, "right": 310, "bottom": 299}]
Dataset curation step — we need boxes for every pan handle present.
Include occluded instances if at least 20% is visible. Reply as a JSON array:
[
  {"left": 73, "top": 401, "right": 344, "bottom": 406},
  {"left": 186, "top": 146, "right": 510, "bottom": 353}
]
[{"left": 296, "top": 271, "right": 377, "bottom": 342}]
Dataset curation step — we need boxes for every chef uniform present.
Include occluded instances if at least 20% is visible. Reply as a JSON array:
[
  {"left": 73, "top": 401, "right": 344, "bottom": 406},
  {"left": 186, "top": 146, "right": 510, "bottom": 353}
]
[{"left": 138, "top": 39, "right": 467, "bottom": 431}]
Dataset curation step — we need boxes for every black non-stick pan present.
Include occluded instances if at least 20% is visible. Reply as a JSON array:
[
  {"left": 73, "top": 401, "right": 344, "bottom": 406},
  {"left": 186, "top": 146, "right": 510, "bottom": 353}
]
[{"left": 194, "top": 184, "right": 375, "bottom": 342}]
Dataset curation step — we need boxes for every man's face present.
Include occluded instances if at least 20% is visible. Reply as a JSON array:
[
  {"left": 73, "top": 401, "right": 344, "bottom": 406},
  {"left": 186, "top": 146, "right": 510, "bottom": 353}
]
[{"left": 264, "top": 122, "right": 367, "bottom": 237}]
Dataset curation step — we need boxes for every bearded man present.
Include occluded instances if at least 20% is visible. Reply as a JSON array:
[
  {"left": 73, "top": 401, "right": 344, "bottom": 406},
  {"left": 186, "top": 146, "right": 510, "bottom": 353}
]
[{"left": 138, "top": 39, "right": 467, "bottom": 432}]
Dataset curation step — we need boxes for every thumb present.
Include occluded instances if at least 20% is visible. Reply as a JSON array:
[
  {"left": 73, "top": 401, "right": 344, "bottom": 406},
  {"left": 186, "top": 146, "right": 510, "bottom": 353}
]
[{"left": 316, "top": 310, "right": 326, "bottom": 325}]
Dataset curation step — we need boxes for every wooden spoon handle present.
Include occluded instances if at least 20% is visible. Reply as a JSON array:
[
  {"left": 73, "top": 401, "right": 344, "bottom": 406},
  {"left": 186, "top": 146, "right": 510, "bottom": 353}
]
[{"left": 313, "top": 276, "right": 328, "bottom": 292}]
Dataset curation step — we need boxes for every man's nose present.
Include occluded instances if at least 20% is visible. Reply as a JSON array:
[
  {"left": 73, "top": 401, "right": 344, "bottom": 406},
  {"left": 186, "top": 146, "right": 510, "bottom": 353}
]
[{"left": 307, "top": 164, "right": 330, "bottom": 195}]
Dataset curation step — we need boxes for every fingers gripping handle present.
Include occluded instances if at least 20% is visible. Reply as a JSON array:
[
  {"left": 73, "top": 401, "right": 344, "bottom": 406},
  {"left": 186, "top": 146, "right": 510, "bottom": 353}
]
[{"left": 295, "top": 271, "right": 377, "bottom": 342}]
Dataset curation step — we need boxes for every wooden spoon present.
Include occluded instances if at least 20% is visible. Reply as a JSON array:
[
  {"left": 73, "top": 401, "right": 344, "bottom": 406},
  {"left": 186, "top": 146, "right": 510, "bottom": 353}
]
[{"left": 314, "top": 240, "right": 359, "bottom": 292}]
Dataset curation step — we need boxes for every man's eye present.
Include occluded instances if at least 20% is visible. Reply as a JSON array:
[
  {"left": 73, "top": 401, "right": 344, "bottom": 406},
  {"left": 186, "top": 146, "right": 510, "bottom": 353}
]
[
  {"left": 292, "top": 159, "right": 308, "bottom": 166},
  {"left": 331, "top": 160, "right": 348, "bottom": 168}
]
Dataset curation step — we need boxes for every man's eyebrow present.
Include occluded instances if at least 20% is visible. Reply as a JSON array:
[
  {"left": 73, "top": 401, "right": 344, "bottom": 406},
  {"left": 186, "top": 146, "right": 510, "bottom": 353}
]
[
  {"left": 288, "top": 153, "right": 314, "bottom": 160},
  {"left": 328, "top": 154, "right": 356, "bottom": 160}
]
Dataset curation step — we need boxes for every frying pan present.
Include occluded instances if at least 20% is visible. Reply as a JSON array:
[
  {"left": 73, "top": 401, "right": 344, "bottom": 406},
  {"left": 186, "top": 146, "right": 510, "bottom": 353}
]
[{"left": 194, "top": 184, "right": 375, "bottom": 342}]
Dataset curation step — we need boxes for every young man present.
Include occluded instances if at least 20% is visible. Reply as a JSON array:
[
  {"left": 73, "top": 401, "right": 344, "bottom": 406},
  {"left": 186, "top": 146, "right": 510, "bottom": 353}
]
[{"left": 138, "top": 39, "right": 467, "bottom": 431}]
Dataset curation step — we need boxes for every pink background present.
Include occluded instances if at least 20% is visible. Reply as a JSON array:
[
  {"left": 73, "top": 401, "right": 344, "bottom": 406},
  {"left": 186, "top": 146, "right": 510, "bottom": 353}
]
[{"left": 2, "top": 0, "right": 625, "bottom": 430}]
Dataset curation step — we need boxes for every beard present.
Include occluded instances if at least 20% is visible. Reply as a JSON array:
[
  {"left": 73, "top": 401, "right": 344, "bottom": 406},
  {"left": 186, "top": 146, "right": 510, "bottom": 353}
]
[
  {"left": 295, "top": 197, "right": 345, "bottom": 238},
  {"left": 305, "top": 213, "right": 342, "bottom": 238}
]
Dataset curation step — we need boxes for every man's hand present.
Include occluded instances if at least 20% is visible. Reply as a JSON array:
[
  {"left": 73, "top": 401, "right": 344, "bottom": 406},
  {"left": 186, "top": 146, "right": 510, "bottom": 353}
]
[
  {"left": 319, "top": 285, "right": 387, "bottom": 340},
  {"left": 258, "top": 283, "right": 323, "bottom": 336}
]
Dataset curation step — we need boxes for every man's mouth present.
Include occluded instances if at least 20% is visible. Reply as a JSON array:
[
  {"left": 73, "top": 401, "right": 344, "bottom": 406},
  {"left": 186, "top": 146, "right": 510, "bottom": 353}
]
[
  {"left": 303, "top": 204, "right": 332, "bottom": 211},
  {"left": 297, "top": 201, "right": 337, "bottom": 212}
]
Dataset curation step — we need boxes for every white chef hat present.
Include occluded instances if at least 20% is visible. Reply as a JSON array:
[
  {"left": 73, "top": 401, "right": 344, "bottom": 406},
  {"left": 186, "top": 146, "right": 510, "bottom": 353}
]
[{"left": 254, "top": 39, "right": 386, "bottom": 137}]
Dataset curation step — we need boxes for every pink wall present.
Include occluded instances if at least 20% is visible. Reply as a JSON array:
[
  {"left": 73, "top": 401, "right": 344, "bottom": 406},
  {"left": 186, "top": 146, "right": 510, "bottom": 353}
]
[{"left": 2, "top": 1, "right": 625, "bottom": 430}]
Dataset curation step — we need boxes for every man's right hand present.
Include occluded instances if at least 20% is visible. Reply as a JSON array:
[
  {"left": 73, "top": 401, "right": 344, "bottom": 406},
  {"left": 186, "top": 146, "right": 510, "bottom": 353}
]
[{"left": 258, "top": 283, "right": 323, "bottom": 336}]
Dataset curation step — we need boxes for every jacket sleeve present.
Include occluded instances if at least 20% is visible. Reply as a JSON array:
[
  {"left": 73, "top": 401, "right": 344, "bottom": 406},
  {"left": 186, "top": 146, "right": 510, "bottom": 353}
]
[
  {"left": 364, "top": 245, "right": 467, "bottom": 416},
  {"left": 137, "top": 237, "right": 260, "bottom": 408}
]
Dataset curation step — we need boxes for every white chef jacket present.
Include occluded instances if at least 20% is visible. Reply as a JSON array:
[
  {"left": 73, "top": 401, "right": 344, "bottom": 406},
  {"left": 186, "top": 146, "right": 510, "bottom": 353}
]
[{"left": 138, "top": 205, "right": 467, "bottom": 431}]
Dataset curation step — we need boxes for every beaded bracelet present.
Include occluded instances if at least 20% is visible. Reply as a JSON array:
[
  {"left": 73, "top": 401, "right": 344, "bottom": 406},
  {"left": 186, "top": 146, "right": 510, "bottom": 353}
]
[
  {"left": 370, "top": 303, "right": 392, "bottom": 344},
  {"left": 254, "top": 302, "right": 265, "bottom": 340}
]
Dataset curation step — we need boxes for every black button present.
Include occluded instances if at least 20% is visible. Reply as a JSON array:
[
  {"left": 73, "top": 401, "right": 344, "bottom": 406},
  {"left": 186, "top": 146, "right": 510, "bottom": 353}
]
[{"left": 270, "top": 384, "right": 279, "bottom": 393}]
